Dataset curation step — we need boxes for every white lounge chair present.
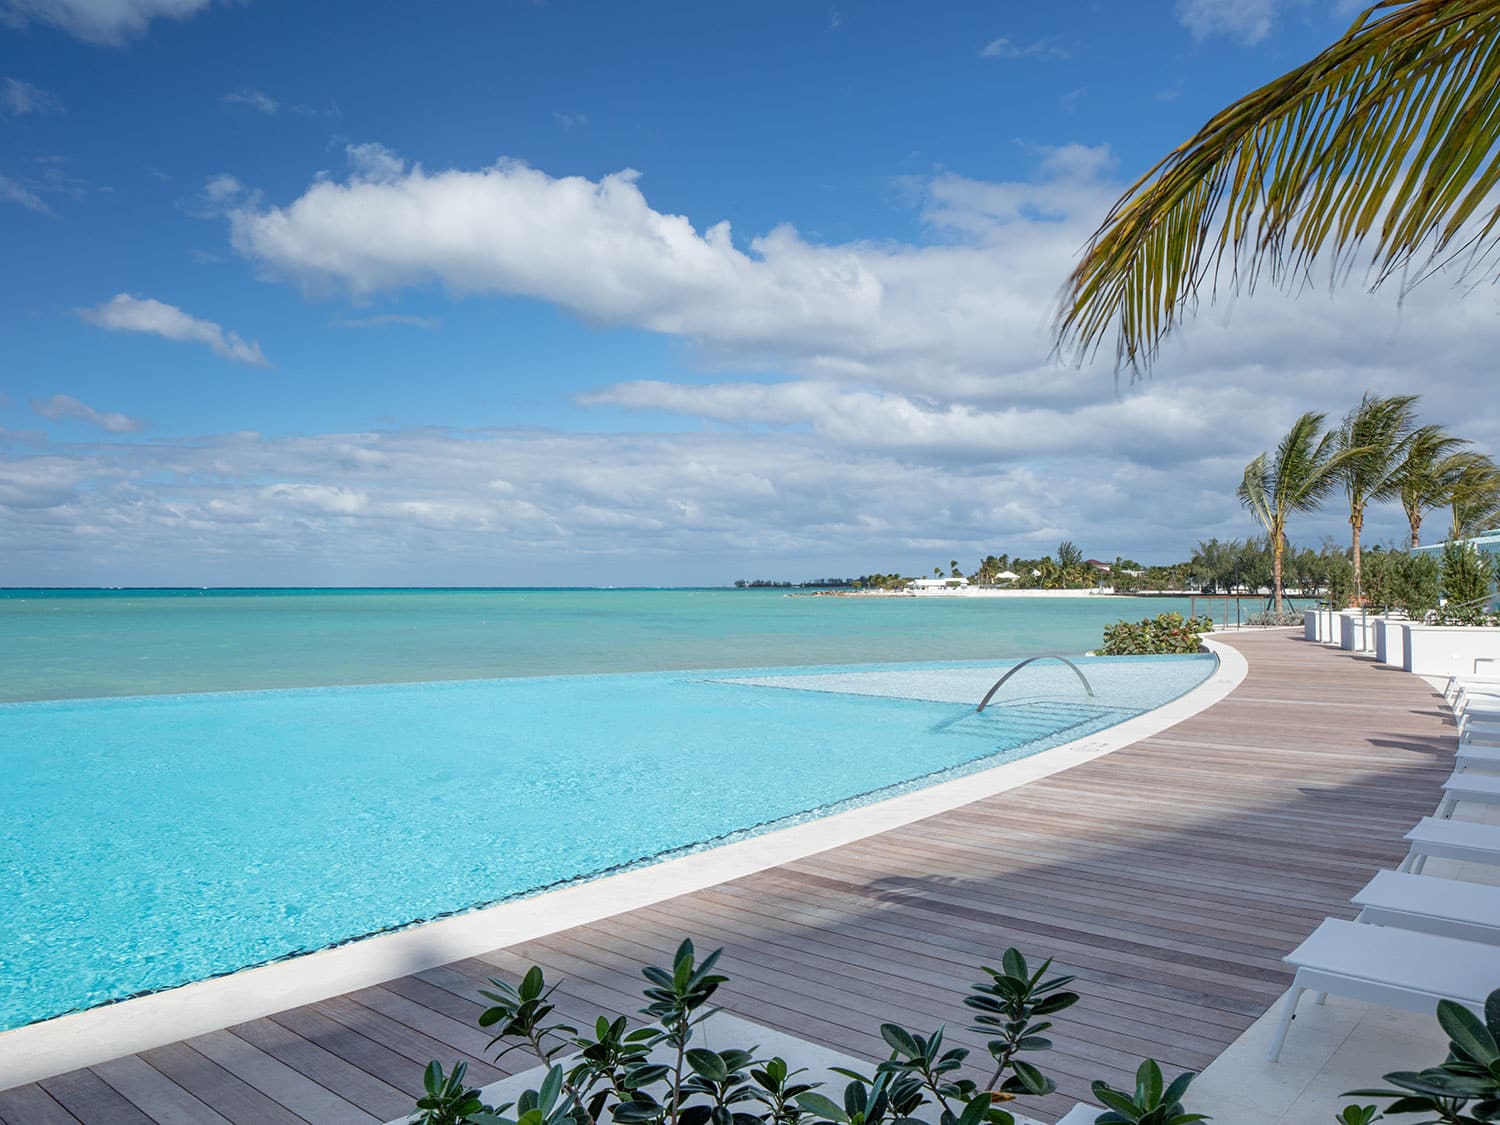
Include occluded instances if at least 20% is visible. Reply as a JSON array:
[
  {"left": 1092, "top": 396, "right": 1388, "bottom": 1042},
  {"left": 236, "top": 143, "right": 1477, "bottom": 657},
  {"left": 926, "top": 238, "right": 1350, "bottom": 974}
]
[
  {"left": 1399, "top": 816, "right": 1500, "bottom": 873},
  {"left": 1461, "top": 723, "right": 1500, "bottom": 749},
  {"left": 1437, "top": 771, "right": 1500, "bottom": 817},
  {"left": 1353, "top": 870, "right": 1500, "bottom": 944},
  {"left": 1459, "top": 704, "right": 1500, "bottom": 727},
  {"left": 1268, "top": 919, "right": 1490, "bottom": 1061},
  {"left": 1054, "top": 1107, "right": 1098, "bottom": 1125},
  {"left": 1446, "top": 675, "right": 1500, "bottom": 704},
  {"left": 1457, "top": 742, "right": 1500, "bottom": 772}
]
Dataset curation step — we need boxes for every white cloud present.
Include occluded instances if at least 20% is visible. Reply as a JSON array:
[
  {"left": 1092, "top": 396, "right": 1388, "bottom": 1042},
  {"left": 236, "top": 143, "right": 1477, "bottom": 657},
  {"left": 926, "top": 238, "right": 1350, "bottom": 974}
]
[
  {"left": 979, "top": 37, "right": 1070, "bottom": 61},
  {"left": 1176, "top": 0, "right": 1281, "bottom": 45},
  {"left": 553, "top": 112, "right": 588, "bottom": 130},
  {"left": 226, "top": 142, "right": 1127, "bottom": 404},
  {"left": 2, "top": 77, "right": 63, "bottom": 115},
  {"left": 32, "top": 394, "right": 146, "bottom": 433},
  {"left": 222, "top": 87, "right": 277, "bottom": 114},
  {"left": 80, "top": 294, "right": 270, "bottom": 367},
  {"left": 0, "top": 0, "right": 213, "bottom": 45},
  {"left": 344, "top": 141, "right": 405, "bottom": 182},
  {"left": 0, "top": 173, "right": 50, "bottom": 213}
]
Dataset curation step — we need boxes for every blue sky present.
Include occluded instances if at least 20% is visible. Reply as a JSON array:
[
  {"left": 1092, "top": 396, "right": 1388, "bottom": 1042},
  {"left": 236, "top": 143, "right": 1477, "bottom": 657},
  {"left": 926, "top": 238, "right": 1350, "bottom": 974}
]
[{"left": 3, "top": 0, "right": 1495, "bottom": 585}]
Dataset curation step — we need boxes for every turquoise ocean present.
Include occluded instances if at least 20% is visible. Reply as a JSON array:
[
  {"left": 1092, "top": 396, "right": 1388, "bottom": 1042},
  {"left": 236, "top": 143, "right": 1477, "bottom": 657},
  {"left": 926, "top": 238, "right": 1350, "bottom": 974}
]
[{"left": 0, "top": 587, "right": 1250, "bottom": 702}]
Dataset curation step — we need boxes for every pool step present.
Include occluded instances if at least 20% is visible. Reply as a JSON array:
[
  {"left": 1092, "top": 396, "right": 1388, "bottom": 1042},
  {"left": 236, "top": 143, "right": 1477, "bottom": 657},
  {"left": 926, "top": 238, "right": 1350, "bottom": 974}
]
[{"left": 947, "top": 699, "right": 1136, "bottom": 751}]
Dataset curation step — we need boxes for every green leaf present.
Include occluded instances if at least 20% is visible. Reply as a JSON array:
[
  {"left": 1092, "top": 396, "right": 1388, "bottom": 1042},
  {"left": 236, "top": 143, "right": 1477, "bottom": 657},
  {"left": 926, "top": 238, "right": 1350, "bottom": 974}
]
[
  {"left": 1135, "top": 1060, "right": 1163, "bottom": 1107},
  {"left": 954, "top": 1096, "right": 991, "bottom": 1125},
  {"left": 795, "top": 1092, "right": 851, "bottom": 1122},
  {"left": 1008, "top": 1061, "right": 1052, "bottom": 1097},
  {"left": 1161, "top": 1071, "right": 1195, "bottom": 1108},
  {"left": 1439, "top": 999, "right": 1500, "bottom": 1063},
  {"left": 1092, "top": 1081, "right": 1144, "bottom": 1120},
  {"left": 537, "top": 1065, "right": 563, "bottom": 1114},
  {"left": 687, "top": 1049, "right": 730, "bottom": 1083},
  {"left": 1033, "top": 992, "right": 1080, "bottom": 1016},
  {"left": 881, "top": 1024, "right": 921, "bottom": 1057}
]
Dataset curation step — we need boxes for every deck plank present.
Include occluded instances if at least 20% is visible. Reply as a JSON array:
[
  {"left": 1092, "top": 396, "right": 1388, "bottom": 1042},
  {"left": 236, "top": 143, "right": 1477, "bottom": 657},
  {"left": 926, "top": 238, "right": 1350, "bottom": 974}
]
[
  {"left": 1, "top": 632, "right": 1455, "bottom": 1124},
  {"left": 37, "top": 1069, "right": 155, "bottom": 1125},
  {"left": 91, "top": 1056, "right": 235, "bottom": 1125},
  {"left": 0, "top": 1084, "right": 80, "bottom": 1125}
]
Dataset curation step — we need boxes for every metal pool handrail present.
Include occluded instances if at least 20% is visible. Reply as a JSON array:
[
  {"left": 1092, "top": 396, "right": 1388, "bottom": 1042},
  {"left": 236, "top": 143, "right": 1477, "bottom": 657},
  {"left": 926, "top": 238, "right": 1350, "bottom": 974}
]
[{"left": 975, "top": 655, "right": 1095, "bottom": 712}]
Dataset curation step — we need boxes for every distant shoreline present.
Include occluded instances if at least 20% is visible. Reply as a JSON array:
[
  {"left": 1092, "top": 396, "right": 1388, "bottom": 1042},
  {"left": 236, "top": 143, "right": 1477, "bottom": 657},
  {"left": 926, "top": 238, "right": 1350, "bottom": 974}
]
[{"left": 794, "top": 587, "right": 1118, "bottom": 599}]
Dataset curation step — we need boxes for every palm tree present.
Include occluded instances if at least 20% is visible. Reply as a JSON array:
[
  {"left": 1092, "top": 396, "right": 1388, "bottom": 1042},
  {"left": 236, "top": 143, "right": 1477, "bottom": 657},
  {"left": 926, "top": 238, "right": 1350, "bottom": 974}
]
[
  {"left": 1236, "top": 411, "right": 1349, "bottom": 613},
  {"left": 1394, "top": 426, "right": 1471, "bottom": 547},
  {"left": 1450, "top": 453, "right": 1500, "bottom": 538},
  {"left": 1337, "top": 392, "right": 1419, "bottom": 599},
  {"left": 1056, "top": 1, "right": 1500, "bottom": 368}
]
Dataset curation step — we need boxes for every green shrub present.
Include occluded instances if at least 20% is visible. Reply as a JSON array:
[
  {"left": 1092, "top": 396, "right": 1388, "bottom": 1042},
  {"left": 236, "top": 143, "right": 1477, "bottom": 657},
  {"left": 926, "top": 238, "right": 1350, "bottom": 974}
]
[
  {"left": 1324, "top": 552, "right": 1356, "bottom": 609},
  {"left": 1439, "top": 540, "right": 1494, "bottom": 622},
  {"left": 1097, "top": 613, "right": 1214, "bottom": 655},
  {"left": 1360, "top": 550, "right": 1397, "bottom": 610},
  {"left": 410, "top": 938, "right": 1500, "bottom": 1125},
  {"left": 411, "top": 941, "right": 1203, "bottom": 1125},
  {"left": 1389, "top": 552, "right": 1440, "bottom": 617},
  {"left": 1245, "top": 610, "right": 1305, "bottom": 626}
]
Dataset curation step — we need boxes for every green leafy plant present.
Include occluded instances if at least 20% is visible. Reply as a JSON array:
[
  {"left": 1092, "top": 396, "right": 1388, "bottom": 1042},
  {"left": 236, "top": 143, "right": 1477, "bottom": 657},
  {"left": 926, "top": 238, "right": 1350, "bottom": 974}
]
[
  {"left": 413, "top": 942, "right": 1142, "bottom": 1125},
  {"left": 413, "top": 1060, "right": 507, "bottom": 1125},
  {"left": 1090, "top": 1060, "right": 1208, "bottom": 1124},
  {"left": 1097, "top": 613, "right": 1214, "bottom": 656},
  {"left": 1340, "top": 989, "right": 1500, "bottom": 1123},
  {"left": 1323, "top": 550, "right": 1357, "bottom": 609},
  {"left": 1390, "top": 552, "right": 1441, "bottom": 618},
  {"left": 1437, "top": 541, "right": 1494, "bottom": 623}
]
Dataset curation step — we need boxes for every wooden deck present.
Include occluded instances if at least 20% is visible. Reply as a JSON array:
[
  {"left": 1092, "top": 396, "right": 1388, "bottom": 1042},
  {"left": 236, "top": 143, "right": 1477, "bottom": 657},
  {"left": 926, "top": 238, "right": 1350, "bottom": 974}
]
[{"left": 0, "top": 632, "right": 1458, "bottom": 1124}]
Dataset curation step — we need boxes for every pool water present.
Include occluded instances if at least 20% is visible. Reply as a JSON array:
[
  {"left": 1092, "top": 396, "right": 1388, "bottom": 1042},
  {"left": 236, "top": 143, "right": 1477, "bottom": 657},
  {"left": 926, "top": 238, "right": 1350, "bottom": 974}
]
[{"left": 0, "top": 653, "right": 1214, "bottom": 1032}]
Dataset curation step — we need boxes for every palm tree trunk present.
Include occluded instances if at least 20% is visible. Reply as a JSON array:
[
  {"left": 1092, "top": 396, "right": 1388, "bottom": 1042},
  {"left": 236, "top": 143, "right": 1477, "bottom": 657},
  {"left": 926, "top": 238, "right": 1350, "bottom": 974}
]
[
  {"left": 1273, "top": 536, "right": 1284, "bottom": 615},
  {"left": 1409, "top": 511, "right": 1421, "bottom": 550},
  {"left": 1351, "top": 509, "right": 1364, "bottom": 605}
]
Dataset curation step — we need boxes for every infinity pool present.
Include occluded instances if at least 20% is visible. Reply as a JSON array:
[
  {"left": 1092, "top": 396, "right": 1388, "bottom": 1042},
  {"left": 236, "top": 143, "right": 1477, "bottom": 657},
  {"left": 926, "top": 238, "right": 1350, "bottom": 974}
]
[{"left": 0, "top": 654, "right": 1214, "bottom": 1031}]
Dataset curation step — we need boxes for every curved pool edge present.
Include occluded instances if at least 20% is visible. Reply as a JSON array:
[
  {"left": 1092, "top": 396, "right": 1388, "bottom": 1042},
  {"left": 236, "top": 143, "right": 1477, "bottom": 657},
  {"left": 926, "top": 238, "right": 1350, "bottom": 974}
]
[{"left": 0, "top": 641, "right": 1248, "bottom": 1092}]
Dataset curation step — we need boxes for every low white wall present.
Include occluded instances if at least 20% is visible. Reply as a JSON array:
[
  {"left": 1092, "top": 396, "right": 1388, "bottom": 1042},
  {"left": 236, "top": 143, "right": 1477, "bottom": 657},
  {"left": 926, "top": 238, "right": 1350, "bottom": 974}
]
[
  {"left": 1304, "top": 611, "right": 1318, "bottom": 642},
  {"left": 1373, "top": 618, "right": 1407, "bottom": 667},
  {"left": 1403, "top": 625, "right": 1500, "bottom": 677}
]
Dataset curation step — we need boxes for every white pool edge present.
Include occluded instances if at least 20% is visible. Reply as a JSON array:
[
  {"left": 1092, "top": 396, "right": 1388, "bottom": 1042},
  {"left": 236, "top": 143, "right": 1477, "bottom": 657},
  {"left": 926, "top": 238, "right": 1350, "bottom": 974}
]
[{"left": 0, "top": 640, "right": 1248, "bottom": 1092}]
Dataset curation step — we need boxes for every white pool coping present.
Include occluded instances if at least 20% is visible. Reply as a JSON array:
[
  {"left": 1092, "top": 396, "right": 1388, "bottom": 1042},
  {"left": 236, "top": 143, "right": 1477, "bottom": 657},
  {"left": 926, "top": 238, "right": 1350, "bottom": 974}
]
[{"left": 0, "top": 640, "right": 1247, "bottom": 1092}]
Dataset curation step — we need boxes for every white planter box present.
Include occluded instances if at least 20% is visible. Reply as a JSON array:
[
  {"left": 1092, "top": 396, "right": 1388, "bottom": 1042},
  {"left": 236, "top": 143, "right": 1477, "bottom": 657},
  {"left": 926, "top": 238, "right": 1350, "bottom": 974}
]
[
  {"left": 1324, "top": 609, "right": 1346, "bottom": 646},
  {"left": 1339, "top": 612, "right": 1374, "bottom": 652},
  {"left": 1315, "top": 609, "right": 1338, "bottom": 643},
  {"left": 1304, "top": 610, "right": 1319, "bottom": 641},
  {"left": 1403, "top": 625, "right": 1500, "bottom": 677},
  {"left": 1374, "top": 618, "right": 1407, "bottom": 667}
]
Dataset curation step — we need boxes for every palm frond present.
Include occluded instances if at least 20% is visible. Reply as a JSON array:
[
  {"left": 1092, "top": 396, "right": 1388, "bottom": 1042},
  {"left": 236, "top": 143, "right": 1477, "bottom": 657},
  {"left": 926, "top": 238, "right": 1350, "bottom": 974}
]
[
  {"left": 1238, "top": 451, "right": 1275, "bottom": 534},
  {"left": 1396, "top": 424, "right": 1471, "bottom": 537},
  {"left": 1056, "top": 0, "right": 1500, "bottom": 370},
  {"left": 1339, "top": 392, "right": 1422, "bottom": 508},
  {"left": 1450, "top": 451, "right": 1500, "bottom": 535},
  {"left": 1276, "top": 411, "right": 1347, "bottom": 512}
]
